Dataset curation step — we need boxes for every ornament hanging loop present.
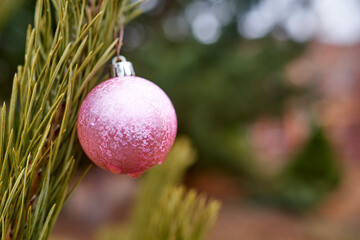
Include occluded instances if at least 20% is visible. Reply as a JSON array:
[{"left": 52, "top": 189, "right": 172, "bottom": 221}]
[
  {"left": 112, "top": 15, "right": 133, "bottom": 77},
  {"left": 111, "top": 56, "right": 135, "bottom": 77}
]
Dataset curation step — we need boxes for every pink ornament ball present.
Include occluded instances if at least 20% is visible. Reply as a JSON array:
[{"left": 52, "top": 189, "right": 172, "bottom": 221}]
[{"left": 77, "top": 76, "right": 177, "bottom": 177}]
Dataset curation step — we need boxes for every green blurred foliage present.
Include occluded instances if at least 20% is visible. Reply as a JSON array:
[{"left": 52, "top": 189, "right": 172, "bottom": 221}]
[
  {"left": 253, "top": 126, "right": 341, "bottom": 211},
  {"left": 0, "top": 1, "right": 34, "bottom": 101},
  {"left": 279, "top": 126, "right": 341, "bottom": 210}
]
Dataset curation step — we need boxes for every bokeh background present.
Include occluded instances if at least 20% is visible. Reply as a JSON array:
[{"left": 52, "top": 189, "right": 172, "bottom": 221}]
[{"left": 2, "top": 0, "right": 360, "bottom": 239}]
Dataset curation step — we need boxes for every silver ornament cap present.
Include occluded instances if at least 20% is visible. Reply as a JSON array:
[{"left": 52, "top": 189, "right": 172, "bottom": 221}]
[{"left": 111, "top": 56, "right": 135, "bottom": 77}]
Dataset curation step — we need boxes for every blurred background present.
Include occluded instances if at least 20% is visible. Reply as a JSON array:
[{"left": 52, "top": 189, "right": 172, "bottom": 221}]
[{"left": 2, "top": 0, "right": 360, "bottom": 239}]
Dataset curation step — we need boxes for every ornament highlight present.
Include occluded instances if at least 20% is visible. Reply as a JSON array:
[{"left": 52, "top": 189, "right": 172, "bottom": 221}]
[{"left": 77, "top": 57, "right": 177, "bottom": 177}]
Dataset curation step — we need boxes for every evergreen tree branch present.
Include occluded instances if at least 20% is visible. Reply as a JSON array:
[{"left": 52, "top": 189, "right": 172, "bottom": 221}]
[
  {"left": 0, "top": 0, "right": 141, "bottom": 239},
  {"left": 96, "top": 138, "right": 221, "bottom": 240},
  {"left": 127, "top": 137, "right": 198, "bottom": 240},
  {"left": 147, "top": 186, "right": 220, "bottom": 240}
]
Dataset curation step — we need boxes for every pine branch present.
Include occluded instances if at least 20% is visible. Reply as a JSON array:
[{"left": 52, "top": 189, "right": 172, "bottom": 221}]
[
  {"left": 96, "top": 138, "right": 221, "bottom": 240},
  {"left": 127, "top": 137, "right": 197, "bottom": 240},
  {"left": 147, "top": 186, "right": 220, "bottom": 240},
  {"left": 0, "top": 0, "right": 142, "bottom": 239},
  {"left": 129, "top": 138, "right": 220, "bottom": 240}
]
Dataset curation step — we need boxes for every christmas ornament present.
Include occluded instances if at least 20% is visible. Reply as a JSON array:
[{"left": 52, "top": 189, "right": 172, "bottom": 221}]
[{"left": 77, "top": 56, "right": 177, "bottom": 177}]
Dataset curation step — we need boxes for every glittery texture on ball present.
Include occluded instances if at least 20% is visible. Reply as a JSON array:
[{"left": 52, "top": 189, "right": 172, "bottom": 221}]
[{"left": 77, "top": 76, "right": 177, "bottom": 177}]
